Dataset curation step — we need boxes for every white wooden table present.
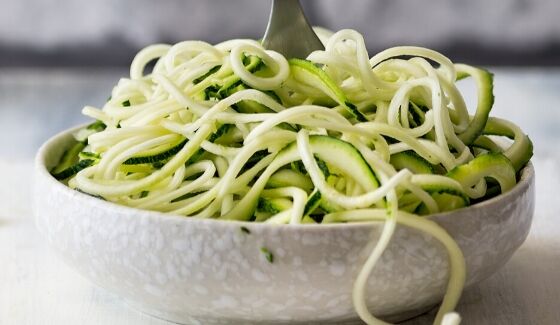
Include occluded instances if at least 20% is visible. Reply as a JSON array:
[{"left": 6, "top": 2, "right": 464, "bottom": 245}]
[{"left": 1, "top": 68, "right": 559, "bottom": 325}]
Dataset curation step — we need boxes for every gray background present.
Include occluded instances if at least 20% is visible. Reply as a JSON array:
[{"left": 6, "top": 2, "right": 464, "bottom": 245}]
[{"left": 1, "top": 0, "right": 559, "bottom": 67}]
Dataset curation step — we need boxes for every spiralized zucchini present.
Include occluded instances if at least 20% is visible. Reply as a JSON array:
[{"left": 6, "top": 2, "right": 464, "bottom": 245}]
[{"left": 53, "top": 29, "right": 532, "bottom": 325}]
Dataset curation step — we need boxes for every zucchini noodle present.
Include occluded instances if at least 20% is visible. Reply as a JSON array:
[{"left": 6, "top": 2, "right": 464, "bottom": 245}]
[{"left": 52, "top": 29, "right": 533, "bottom": 325}]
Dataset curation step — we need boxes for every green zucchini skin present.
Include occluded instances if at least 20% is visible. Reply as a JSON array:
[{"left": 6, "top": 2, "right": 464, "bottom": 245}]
[
  {"left": 266, "top": 169, "right": 314, "bottom": 193},
  {"left": 79, "top": 152, "right": 101, "bottom": 160},
  {"left": 123, "top": 139, "right": 188, "bottom": 165},
  {"left": 409, "top": 102, "right": 428, "bottom": 128},
  {"left": 448, "top": 153, "right": 516, "bottom": 194},
  {"left": 218, "top": 56, "right": 264, "bottom": 97},
  {"left": 86, "top": 120, "right": 107, "bottom": 132},
  {"left": 390, "top": 151, "right": 434, "bottom": 174},
  {"left": 457, "top": 67, "right": 495, "bottom": 145},
  {"left": 51, "top": 141, "right": 87, "bottom": 175},
  {"left": 52, "top": 159, "right": 96, "bottom": 181},
  {"left": 193, "top": 65, "right": 221, "bottom": 85},
  {"left": 257, "top": 197, "right": 289, "bottom": 214},
  {"left": 240, "top": 150, "right": 270, "bottom": 171},
  {"left": 303, "top": 189, "right": 322, "bottom": 217},
  {"left": 289, "top": 58, "right": 367, "bottom": 122},
  {"left": 471, "top": 136, "right": 503, "bottom": 153},
  {"left": 482, "top": 117, "right": 533, "bottom": 173},
  {"left": 254, "top": 197, "right": 292, "bottom": 222},
  {"left": 410, "top": 182, "right": 471, "bottom": 215},
  {"left": 414, "top": 191, "right": 470, "bottom": 215}
]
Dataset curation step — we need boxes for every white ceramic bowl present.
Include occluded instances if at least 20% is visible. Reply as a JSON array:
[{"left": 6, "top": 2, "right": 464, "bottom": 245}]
[{"left": 34, "top": 126, "right": 535, "bottom": 325}]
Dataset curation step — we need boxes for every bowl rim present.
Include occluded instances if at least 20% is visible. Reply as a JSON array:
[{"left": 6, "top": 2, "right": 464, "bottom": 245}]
[{"left": 35, "top": 124, "right": 535, "bottom": 231}]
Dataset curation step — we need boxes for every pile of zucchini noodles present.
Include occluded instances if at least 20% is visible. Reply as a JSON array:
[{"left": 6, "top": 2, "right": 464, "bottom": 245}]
[{"left": 52, "top": 29, "right": 532, "bottom": 325}]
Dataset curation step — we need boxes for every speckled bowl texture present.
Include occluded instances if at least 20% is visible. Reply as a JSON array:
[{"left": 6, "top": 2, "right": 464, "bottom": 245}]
[{"left": 34, "top": 126, "right": 535, "bottom": 325}]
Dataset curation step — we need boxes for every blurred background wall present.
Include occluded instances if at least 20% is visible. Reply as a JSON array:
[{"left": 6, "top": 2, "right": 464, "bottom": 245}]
[{"left": 0, "top": 0, "right": 559, "bottom": 67}]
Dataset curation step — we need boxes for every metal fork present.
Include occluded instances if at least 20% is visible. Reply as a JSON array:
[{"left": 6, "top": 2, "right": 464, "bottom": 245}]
[{"left": 262, "top": 0, "right": 325, "bottom": 59}]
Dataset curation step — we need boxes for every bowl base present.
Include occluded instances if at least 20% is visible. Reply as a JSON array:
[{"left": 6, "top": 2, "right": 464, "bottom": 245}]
[{"left": 125, "top": 299, "right": 437, "bottom": 325}]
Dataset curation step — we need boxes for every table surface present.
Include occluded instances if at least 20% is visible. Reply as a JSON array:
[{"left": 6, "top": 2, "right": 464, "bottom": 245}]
[{"left": 0, "top": 68, "right": 559, "bottom": 325}]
